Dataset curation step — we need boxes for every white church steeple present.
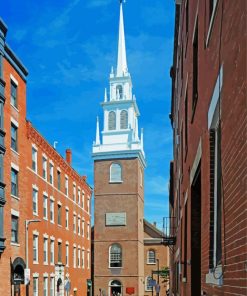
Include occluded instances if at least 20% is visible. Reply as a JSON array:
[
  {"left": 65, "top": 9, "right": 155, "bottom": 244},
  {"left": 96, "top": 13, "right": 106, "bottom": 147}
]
[{"left": 93, "top": 1, "right": 145, "bottom": 166}]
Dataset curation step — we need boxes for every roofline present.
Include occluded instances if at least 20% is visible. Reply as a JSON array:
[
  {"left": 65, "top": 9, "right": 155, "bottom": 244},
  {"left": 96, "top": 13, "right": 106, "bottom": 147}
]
[{"left": 144, "top": 219, "right": 163, "bottom": 236}]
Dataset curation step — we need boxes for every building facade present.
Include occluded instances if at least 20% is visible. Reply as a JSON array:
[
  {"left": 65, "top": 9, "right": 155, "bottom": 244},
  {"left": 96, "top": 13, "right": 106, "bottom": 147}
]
[
  {"left": 169, "top": 0, "right": 246, "bottom": 295},
  {"left": 92, "top": 3, "right": 169, "bottom": 296},
  {"left": 0, "top": 18, "right": 92, "bottom": 296}
]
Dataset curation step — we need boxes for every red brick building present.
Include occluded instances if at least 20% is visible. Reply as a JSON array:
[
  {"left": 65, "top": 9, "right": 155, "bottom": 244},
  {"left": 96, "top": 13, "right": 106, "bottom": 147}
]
[
  {"left": 0, "top": 18, "right": 92, "bottom": 296},
  {"left": 169, "top": 0, "right": 246, "bottom": 295}
]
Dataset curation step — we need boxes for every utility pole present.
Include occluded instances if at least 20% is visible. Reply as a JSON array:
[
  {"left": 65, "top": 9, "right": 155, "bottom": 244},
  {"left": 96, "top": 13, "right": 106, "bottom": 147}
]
[{"left": 156, "top": 259, "right": 160, "bottom": 296}]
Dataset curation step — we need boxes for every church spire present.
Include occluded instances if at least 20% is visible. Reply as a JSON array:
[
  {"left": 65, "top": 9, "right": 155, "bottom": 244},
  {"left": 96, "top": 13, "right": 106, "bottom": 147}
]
[{"left": 117, "top": 1, "right": 128, "bottom": 77}]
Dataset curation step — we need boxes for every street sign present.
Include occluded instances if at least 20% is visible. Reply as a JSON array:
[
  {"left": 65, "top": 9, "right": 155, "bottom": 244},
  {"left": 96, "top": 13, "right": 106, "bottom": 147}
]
[
  {"left": 150, "top": 279, "right": 156, "bottom": 287},
  {"left": 64, "top": 279, "right": 71, "bottom": 291},
  {"left": 24, "top": 268, "right": 30, "bottom": 285}
]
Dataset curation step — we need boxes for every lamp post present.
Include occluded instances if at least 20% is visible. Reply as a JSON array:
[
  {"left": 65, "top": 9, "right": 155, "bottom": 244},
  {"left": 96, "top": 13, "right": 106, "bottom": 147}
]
[
  {"left": 156, "top": 259, "right": 160, "bottom": 296},
  {"left": 25, "top": 219, "right": 41, "bottom": 280}
]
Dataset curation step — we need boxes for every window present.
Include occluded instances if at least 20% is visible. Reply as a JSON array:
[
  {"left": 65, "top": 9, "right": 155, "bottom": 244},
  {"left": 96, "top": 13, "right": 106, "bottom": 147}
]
[
  {"left": 50, "top": 277, "right": 55, "bottom": 296},
  {"left": 65, "top": 209, "right": 69, "bottom": 229},
  {"left": 109, "top": 244, "right": 122, "bottom": 267},
  {"left": 147, "top": 250, "right": 156, "bottom": 264},
  {"left": 50, "top": 240, "right": 54, "bottom": 264},
  {"left": 11, "top": 80, "right": 17, "bottom": 108},
  {"left": 33, "top": 189, "right": 38, "bottom": 215},
  {"left": 110, "top": 163, "right": 122, "bottom": 182},
  {"left": 50, "top": 200, "right": 54, "bottom": 222},
  {"left": 33, "top": 235, "right": 38, "bottom": 262},
  {"left": 78, "top": 248, "right": 80, "bottom": 267},
  {"left": 87, "top": 223, "right": 90, "bottom": 240},
  {"left": 11, "top": 123, "right": 18, "bottom": 151},
  {"left": 42, "top": 157, "right": 47, "bottom": 179},
  {"left": 49, "top": 163, "right": 54, "bottom": 184},
  {"left": 82, "top": 221, "right": 85, "bottom": 237},
  {"left": 58, "top": 242, "right": 62, "bottom": 263},
  {"left": 43, "top": 238, "right": 48, "bottom": 263},
  {"left": 116, "top": 85, "right": 123, "bottom": 99},
  {"left": 73, "top": 247, "right": 76, "bottom": 268},
  {"left": 120, "top": 110, "right": 128, "bottom": 129},
  {"left": 57, "top": 205, "right": 61, "bottom": 225},
  {"left": 73, "top": 215, "right": 76, "bottom": 233},
  {"left": 82, "top": 192, "right": 85, "bottom": 208},
  {"left": 87, "top": 251, "right": 90, "bottom": 269},
  {"left": 65, "top": 177, "right": 68, "bottom": 196},
  {"left": 32, "top": 147, "right": 37, "bottom": 172},
  {"left": 57, "top": 170, "right": 61, "bottom": 190},
  {"left": 33, "top": 277, "right": 38, "bottom": 296},
  {"left": 77, "top": 189, "right": 80, "bottom": 205},
  {"left": 11, "top": 215, "right": 18, "bottom": 243},
  {"left": 73, "top": 184, "right": 76, "bottom": 201},
  {"left": 185, "top": 91, "right": 188, "bottom": 153},
  {"left": 78, "top": 217, "right": 80, "bottom": 235},
  {"left": 145, "top": 276, "right": 153, "bottom": 291},
  {"left": 209, "top": 0, "right": 217, "bottom": 22},
  {"left": 192, "top": 20, "right": 198, "bottom": 115},
  {"left": 66, "top": 244, "right": 69, "bottom": 266},
  {"left": 87, "top": 198, "right": 90, "bottom": 213},
  {"left": 108, "top": 111, "right": 116, "bottom": 130},
  {"left": 11, "top": 168, "right": 18, "bottom": 196},
  {"left": 82, "top": 250, "right": 84, "bottom": 269},
  {"left": 186, "top": 0, "right": 189, "bottom": 36},
  {"left": 43, "top": 195, "right": 48, "bottom": 220},
  {"left": 43, "top": 277, "right": 48, "bottom": 296}
]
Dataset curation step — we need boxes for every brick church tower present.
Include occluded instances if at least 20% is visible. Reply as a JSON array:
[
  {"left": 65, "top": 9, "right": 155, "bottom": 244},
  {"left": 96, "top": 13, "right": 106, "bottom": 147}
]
[{"left": 92, "top": 2, "right": 146, "bottom": 295}]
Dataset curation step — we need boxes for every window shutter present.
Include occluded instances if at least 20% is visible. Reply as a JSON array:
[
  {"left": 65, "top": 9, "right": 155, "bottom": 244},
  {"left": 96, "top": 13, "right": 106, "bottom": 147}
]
[
  {"left": 108, "top": 111, "right": 116, "bottom": 130},
  {"left": 120, "top": 110, "right": 128, "bottom": 129}
]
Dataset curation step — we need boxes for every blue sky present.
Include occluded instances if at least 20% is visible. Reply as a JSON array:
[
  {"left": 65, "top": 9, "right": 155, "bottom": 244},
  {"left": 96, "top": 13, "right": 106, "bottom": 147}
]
[{"left": 2, "top": 0, "right": 175, "bottom": 230}]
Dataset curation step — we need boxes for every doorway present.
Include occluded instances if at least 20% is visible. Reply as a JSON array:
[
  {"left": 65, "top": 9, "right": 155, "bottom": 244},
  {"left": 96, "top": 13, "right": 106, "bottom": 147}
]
[
  {"left": 109, "top": 280, "right": 122, "bottom": 296},
  {"left": 191, "top": 165, "right": 201, "bottom": 295}
]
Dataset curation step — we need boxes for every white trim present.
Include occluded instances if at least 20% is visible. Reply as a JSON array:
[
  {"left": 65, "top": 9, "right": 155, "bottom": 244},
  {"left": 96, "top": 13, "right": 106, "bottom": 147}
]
[
  {"left": 192, "top": 3, "right": 199, "bottom": 44},
  {"left": 11, "top": 209, "right": 19, "bottom": 217},
  {"left": 66, "top": 241, "right": 69, "bottom": 245},
  {"left": 32, "top": 184, "right": 39, "bottom": 191},
  {"left": 73, "top": 243, "right": 77, "bottom": 247},
  {"left": 50, "top": 195, "right": 55, "bottom": 201},
  {"left": 10, "top": 74, "right": 18, "bottom": 85},
  {"left": 42, "top": 153, "right": 47, "bottom": 159},
  {"left": 50, "top": 236, "right": 55, "bottom": 241},
  {"left": 32, "top": 143, "right": 38, "bottom": 151},
  {"left": 49, "top": 160, "right": 54, "bottom": 165},
  {"left": 43, "top": 272, "right": 48, "bottom": 277},
  {"left": 206, "top": 0, "right": 219, "bottom": 47},
  {"left": 57, "top": 167, "right": 61, "bottom": 172},
  {"left": 11, "top": 162, "right": 19, "bottom": 172},
  {"left": 43, "top": 233, "right": 49, "bottom": 238},
  {"left": 33, "top": 273, "right": 39, "bottom": 278},
  {"left": 43, "top": 191, "right": 48, "bottom": 197},
  {"left": 57, "top": 201, "right": 62, "bottom": 206},
  {"left": 190, "top": 139, "right": 202, "bottom": 185},
  {"left": 33, "top": 230, "right": 39, "bottom": 235},
  {"left": 57, "top": 238, "right": 62, "bottom": 243},
  {"left": 11, "top": 117, "right": 19, "bottom": 127},
  {"left": 50, "top": 273, "right": 55, "bottom": 277}
]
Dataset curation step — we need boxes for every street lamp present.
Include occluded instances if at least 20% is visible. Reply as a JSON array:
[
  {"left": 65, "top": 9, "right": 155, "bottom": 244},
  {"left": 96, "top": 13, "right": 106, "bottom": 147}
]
[{"left": 25, "top": 219, "right": 41, "bottom": 281}]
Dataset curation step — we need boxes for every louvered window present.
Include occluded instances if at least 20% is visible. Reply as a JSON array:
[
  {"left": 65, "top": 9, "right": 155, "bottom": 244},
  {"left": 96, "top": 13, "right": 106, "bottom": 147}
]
[
  {"left": 120, "top": 110, "right": 128, "bottom": 129},
  {"left": 108, "top": 111, "right": 116, "bottom": 130},
  {"left": 109, "top": 244, "right": 122, "bottom": 267},
  {"left": 116, "top": 85, "right": 123, "bottom": 99},
  {"left": 110, "top": 163, "right": 122, "bottom": 182}
]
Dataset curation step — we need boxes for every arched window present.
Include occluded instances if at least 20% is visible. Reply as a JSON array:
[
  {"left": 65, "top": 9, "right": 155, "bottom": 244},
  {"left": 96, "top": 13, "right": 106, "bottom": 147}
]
[
  {"left": 109, "top": 280, "right": 122, "bottom": 295},
  {"left": 116, "top": 85, "right": 123, "bottom": 100},
  {"left": 145, "top": 276, "right": 153, "bottom": 291},
  {"left": 120, "top": 110, "right": 128, "bottom": 129},
  {"left": 109, "top": 244, "right": 122, "bottom": 267},
  {"left": 110, "top": 163, "right": 122, "bottom": 183},
  {"left": 147, "top": 249, "right": 156, "bottom": 264},
  {"left": 108, "top": 111, "right": 116, "bottom": 130}
]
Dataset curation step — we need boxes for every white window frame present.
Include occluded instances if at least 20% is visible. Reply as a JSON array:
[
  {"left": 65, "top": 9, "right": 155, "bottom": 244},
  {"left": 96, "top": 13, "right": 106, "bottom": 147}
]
[
  {"left": 77, "top": 188, "right": 80, "bottom": 205},
  {"left": 73, "top": 184, "right": 76, "bottom": 202},
  {"left": 50, "top": 277, "right": 55, "bottom": 296},
  {"left": 43, "top": 277, "right": 48, "bottom": 296},
  {"left": 33, "top": 276, "right": 39, "bottom": 296},
  {"left": 43, "top": 195, "right": 48, "bottom": 220},
  {"left": 145, "top": 276, "right": 153, "bottom": 291},
  {"left": 109, "top": 244, "right": 122, "bottom": 268},
  {"left": 43, "top": 238, "right": 48, "bottom": 264},
  {"left": 87, "top": 223, "right": 90, "bottom": 240},
  {"left": 109, "top": 163, "right": 122, "bottom": 183},
  {"left": 82, "top": 220, "right": 85, "bottom": 237},
  {"left": 50, "top": 199, "right": 54, "bottom": 223},
  {"left": 78, "top": 248, "right": 81, "bottom": 268},
  {"left": 78, "top": 217, "right": 80, "bottom": 235},
  {"left": 32, "top": 146, "right": 38, "bottom": 173},
  {"left": 65, "top": 209, "right": 69, "bottom": 229},
  {"left": 66, "top": 244, "right": 69, "bottom": 267},
  {"left": 32, "top": 188, "right": 38, "bottom": 215},
  {"left": 33, "top": 234, "right": 39, "bottom": 263},
  {"left": 87, "top": 251, "right": 90, "bottom": 269},
  {"left": 50, "top": 239, "right": 54, "bottom": 265},
  {"left": 82, "top": 249, "right": 84, "bottom": 269},
  {"left": 49, "top": 163, "right": 54, "bottom": 185},
  {"left": 42, "top": 156, "right": 47, "bottom": 180},
  {"left": 73, "top": 215, "right": 76, "bottom": 234},
  {"left": 73, "top": 246, "right": 76, "bottom": 268},
  {"left": 65, "top": 177, "right": 69, "bottom": 196},
  {"left": 147, "top": 249, "right": 156, "bottom": 264}
]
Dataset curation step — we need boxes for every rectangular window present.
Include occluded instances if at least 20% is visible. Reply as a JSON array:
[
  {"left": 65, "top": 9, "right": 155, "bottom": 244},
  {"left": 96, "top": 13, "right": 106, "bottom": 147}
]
[
  {"left": 65, "top": 209, "right": 69, "bottom": 229},
  {"left": 87, "top": 223, "right": 90, "bottom": 240},
  {"left": 11, "top": 168, "right": 18, "bottom": 197},
  {"left": 0, "top": 102, "right": 3, "bottom": 130},
  {"left": 78, "top": 218, "right": 80, "bottom": 235},
  {"left": 43, "top": 195, "right": 48, "bottom": 220},
  {"left": 43, "top": 277, "right": 48, "bottom": 296},
  {"left": 65, "top": 177, "right": 68, "bottom": 196},
  {"left": 33, "top": 277, "right": 38, "bottom": 296},
  {"left": 73, "top": 215, "right": 76, "bottom": 233},
  {"left": 43, "top": 238, "right": 48, "bottom": 263},
  {"left": 11, "top": 215, "right": 18, "bottom": 243},
  {"left": 11, "top": 80, "right": 17, "bottom": 108},
  {"left": 82, "top": 250, "right": 84, "bottom": 269},
  {"left": 73, "top": 185, "right": 76, "bottom": 202},
  {"left": 57, "top": 205, "right": 62, "bottom": 225},
  {"left": 66, "top": 245, "right": 69, "bottom": 267},
  {"left": 11, "top": 123, "right": 18, "bottom": 151},
  {"left": 192, "top": 20, "right": 198, "bottom": 116},
  {"left": 50, "top": 200, "right": 54, "bottom": 222},
  {"left": 50, "top": 277, "right": 54, "bottom": 296},
  {"left": 73, "top": 247, "right": 76, "bottom": 268},
  {"left": 82, "top": 221, "right": 84, "bottom": 237},
  {"left": 33, "top": 235, "right": 38, "bottom": 263},
  {"left": 49, "top": 163, "right": 53, "bottom": 184},
  {"left": 33, "top": 189, "right": 38, "bottom": 215},
  {"left": 32, "top": 147, "right": 37, "bottom": 172},
  {"left": 58, "top": 242, "right": 62, "bottom": 263},
  {"left": 42, "top": 157, "right": 47, "bottom": 179},
  {"left": 87, "top": 198, "right": 90, "bottom": 213},
  {"left": 57, "top": 170, "right": 61, "bottom": 190},
  {"left": 50, "top": 240, "right": 54, "bottom": 264},
  {"left": 87, "top": 251, "right": 90, "bottom": 269},
  {"left": 78, "top": 248, "right": 80, "bottom": 267},
  {"left": 82, "top": 192, "right": 84, "bottom": 208},
  {"left": 77, "top": 189, "right": 80, "bottom": 205}
]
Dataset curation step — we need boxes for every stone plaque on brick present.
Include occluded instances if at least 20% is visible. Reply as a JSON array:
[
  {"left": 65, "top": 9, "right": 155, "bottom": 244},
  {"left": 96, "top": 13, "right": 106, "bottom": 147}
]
[{"left": 105, "top": 212, "right": 126, "bottom": 226}]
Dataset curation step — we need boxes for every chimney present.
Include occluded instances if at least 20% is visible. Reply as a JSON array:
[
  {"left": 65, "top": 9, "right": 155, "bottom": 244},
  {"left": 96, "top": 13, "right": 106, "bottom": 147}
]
[
  {"left": 66, "top": 149, "right": 72, "bottom": 165},
  {"left": 153, "top": 222, "right": 157, "bottom": 228}
]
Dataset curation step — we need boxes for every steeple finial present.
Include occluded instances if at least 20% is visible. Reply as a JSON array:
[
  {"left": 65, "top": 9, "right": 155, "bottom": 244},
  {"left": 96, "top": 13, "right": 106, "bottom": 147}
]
[
  {"left": 104, "top": 88, "right": 108, "bottom": 102},
  {"left": 96, "top": 116, "right": 100, "bottom": 145},
  {"left": 117, "top": 0, "right": 128, "bottom": 77}
]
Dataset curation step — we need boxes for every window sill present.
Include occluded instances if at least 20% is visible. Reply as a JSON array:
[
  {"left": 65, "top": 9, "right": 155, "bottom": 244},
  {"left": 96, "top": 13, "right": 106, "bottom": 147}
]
[
  {"left": 33, "top": 212, "right": 39, "bottom": 217},
  {"left": 109, "top": 266, "right": 122, "bottom": 269},
  {"left": 206, "top": 265, "right": 223, "bottom": 286},
  {"left": 43, "top": 217, "right": 48, "bottom": 221},
  {"left": 109, "top": 180, "right": 123, "bottom": 184},
  {"left": 11, "top": 148, "right": 20, "bottom": 156},
  {"left": 58, "top": 224, "right": 62, "bottom": 228},
  {"left": 33, "top": 261, "right": 39, "bottom": 265},
  {"left": 11, "top": 242, "right": 20, "bottom": 247},
  {"left": 10, "top": 104, "right": 19, "bottom": 113},
  {"left": 43, "top": 262, "right": 48, "bottom": 265},
  {"left": 50, "top": 220, "right": 54, "bottom": 224},
  {"left": 146, "top": 262, "right": 156, "bottom": 265},
  {"left": 11, "top": 194, "right": 20, "bottom": 200}
]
